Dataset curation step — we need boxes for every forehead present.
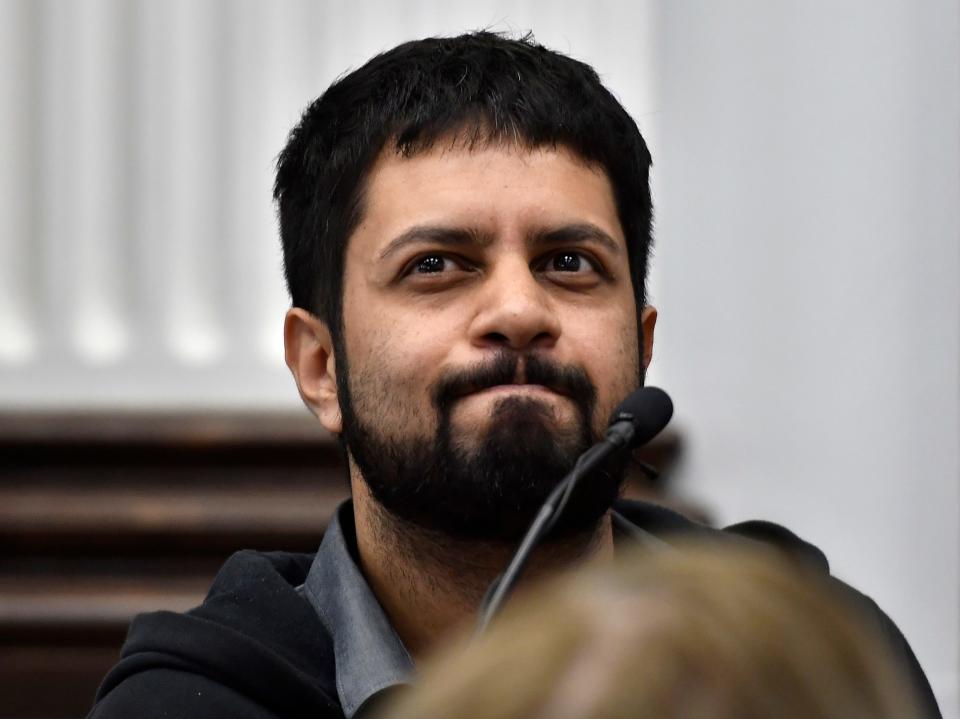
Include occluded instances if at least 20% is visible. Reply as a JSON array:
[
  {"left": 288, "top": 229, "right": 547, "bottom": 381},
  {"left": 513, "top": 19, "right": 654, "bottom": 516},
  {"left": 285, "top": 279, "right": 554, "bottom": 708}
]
[{"left": 351, "top": 141, "right": 625, "bottom": 255}]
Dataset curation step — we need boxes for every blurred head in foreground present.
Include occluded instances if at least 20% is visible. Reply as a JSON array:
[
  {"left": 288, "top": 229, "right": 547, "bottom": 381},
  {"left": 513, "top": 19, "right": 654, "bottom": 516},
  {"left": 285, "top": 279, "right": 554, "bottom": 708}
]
[{"left": 381, "top": 543, "right": 923, "bottom": 719}]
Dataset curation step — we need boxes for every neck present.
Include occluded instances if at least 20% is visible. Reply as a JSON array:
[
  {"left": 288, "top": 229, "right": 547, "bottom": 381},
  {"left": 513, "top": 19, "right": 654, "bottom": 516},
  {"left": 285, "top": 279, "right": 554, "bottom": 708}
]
[{"left": 349, "top": 476, "right": 614, "bottom": 660}]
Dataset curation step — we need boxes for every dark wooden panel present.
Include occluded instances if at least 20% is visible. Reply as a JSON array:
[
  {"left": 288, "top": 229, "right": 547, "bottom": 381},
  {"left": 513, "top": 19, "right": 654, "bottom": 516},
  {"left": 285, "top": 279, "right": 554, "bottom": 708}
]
[
  {"left": 0, "top": 411, "right": 346, "bottom": 718},
  {"left": 2, "top": 645, "right": 125, "bottom": 719},
  {"left": 0, "top": 574, "right": 208, "bottom": 641},
  {"left": 0, "top": 410, "right": 330, "bottom": 445},
  {"left": 0, "top": 478, "right": 345, "bottom": 555},
  {"left": 0, "top": 410, "right": 689, "bottom": 718}
]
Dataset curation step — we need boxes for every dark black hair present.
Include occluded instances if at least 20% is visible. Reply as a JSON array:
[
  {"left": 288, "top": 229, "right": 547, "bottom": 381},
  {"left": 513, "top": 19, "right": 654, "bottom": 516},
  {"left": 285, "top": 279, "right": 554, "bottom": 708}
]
[{"left": 274, "top": 31, "right": 653, "bottom": 345}]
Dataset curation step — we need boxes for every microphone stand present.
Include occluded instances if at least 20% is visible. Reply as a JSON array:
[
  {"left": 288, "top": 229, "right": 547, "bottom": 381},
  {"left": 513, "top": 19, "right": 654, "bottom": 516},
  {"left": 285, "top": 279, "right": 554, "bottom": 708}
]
[
  {"left": 474, "top": 386, "right": 673, "bottom": 635},
  {"left": 474, "top": 428, "right": 631, "bottom": 634}
]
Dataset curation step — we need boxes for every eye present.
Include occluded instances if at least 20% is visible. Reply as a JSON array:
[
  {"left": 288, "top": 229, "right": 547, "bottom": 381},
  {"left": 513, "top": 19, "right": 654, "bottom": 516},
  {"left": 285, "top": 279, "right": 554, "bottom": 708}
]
[
  {"left": 544, "top": 251, "right": 599, "bottom": 274},
  {"left": 400, "top": 253, "right": 475, "bottom": 284},
  {"left": 411, "top": 254, "right": 459, "bottom": 274}
]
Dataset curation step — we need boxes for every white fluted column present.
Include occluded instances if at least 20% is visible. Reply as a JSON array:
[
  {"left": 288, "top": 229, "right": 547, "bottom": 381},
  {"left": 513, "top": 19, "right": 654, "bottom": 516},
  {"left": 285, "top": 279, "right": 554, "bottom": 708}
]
[
  {"left": 71, "top": 0, "right": 133, "bottom": 364},
  {"left": 220, "top": 0, "right": 300, "bottom": 369},
  {"left": 138, "top": 0, "right": 226, "bottom": 367},
  {"left": 37, "top": 0, "right": 78, "bottom": 362},
  {"left": 0, "top": 0, "right": 39, "bottom": 364}
]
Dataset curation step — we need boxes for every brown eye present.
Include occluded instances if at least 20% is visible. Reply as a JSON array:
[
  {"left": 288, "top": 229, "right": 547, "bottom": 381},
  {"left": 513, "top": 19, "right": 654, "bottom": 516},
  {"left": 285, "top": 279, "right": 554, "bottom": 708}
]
[
  {"left": 547, "top": 251, "right": 597, "bottom": 274},
  {"left": 414, "top": 255, "right": 450, "bottom": 273},
  {"left": 551, "top": 252, "right": 583, "bottom": 272}
]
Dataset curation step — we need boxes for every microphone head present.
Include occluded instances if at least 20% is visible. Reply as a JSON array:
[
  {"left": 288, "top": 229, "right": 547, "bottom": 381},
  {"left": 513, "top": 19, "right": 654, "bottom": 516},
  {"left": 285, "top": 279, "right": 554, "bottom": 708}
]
[{"left": 608, "top": 386, "right": 674, "bottom": 447}]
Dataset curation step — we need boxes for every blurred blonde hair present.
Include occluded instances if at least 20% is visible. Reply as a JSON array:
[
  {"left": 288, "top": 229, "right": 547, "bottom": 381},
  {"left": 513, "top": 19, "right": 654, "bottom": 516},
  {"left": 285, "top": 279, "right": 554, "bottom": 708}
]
[{"left": 382, "top": 541, "right": 923, "bottom": 719}]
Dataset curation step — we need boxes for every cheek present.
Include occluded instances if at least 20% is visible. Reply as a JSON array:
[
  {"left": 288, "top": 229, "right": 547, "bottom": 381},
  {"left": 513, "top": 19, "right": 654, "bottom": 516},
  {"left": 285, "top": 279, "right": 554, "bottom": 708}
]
[
  {"left": 341, "top": 300, "right": 453, "bottom": 418},
  {"left": 578, "top": 307, "right": 641, "bottom": 429}
]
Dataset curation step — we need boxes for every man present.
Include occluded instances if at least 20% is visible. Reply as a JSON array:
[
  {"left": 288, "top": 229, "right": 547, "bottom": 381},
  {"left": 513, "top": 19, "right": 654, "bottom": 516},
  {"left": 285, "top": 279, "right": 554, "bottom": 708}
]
[{"left": 89, "top": 32, "right": 941, "bottom": 718}]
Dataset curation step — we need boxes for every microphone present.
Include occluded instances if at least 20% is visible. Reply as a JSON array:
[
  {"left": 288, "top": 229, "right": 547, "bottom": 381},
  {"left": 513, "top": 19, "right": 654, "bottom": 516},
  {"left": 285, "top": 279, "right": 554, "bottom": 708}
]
[
  {"left": 605, "top": 386, "right": 674, "bottom": 449},
  {"left": 475, "top": 387, "right": 674, "bottom": 633}
]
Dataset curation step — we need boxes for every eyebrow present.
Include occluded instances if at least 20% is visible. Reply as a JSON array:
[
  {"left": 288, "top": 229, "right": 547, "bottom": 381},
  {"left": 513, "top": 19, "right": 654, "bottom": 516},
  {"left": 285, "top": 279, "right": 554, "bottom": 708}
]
[
  {"left": 378, "top": 225, "right": 494, "bottom": 260},
  {"left": 531, "top": 223, "right": 622, "bottom": 256},
  {"left": 377, "top": 222, "right": 622, "bottom": 260}
]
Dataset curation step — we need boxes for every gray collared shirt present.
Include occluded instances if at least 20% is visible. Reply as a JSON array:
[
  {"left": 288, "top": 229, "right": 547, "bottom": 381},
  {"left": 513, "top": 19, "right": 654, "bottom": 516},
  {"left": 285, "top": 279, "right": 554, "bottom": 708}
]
[
  {"left": 301, "top": 502, "right": 414, "bottom": 718},
  {"left": 299, "top": 502, "right": 663, "bottom": 717}
]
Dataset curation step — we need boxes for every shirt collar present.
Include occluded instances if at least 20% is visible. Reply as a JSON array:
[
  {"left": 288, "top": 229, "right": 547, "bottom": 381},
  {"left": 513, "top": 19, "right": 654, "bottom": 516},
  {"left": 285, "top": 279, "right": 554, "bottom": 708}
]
[
  {"left": 300, "top": 501, "right": 662, "bottom": 717},
  {"left": 302, "top": 502, "right": 414, "bottom": 718}
]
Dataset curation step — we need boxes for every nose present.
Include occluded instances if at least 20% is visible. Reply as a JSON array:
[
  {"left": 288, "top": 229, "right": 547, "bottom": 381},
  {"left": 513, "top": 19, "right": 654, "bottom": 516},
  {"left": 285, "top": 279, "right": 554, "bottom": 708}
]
[{"left": 468, "top": 258, "right": 561, "bottom": 351}]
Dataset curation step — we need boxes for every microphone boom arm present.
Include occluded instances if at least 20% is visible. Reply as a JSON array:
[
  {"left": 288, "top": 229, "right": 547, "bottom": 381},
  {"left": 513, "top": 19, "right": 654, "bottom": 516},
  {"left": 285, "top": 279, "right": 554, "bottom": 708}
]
[
  {"left": 474, "top": 386, "right": 672, "bottom": 635},
  {"left": 475, "top": 436, "right": 621, "bottom": 633}
]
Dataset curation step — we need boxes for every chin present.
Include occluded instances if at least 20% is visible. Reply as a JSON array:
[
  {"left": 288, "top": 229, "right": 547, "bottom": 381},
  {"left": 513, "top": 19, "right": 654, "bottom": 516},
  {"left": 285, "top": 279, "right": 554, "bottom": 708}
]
[{"left": 453, "top": 395, "right": 575, "bottom": 450}]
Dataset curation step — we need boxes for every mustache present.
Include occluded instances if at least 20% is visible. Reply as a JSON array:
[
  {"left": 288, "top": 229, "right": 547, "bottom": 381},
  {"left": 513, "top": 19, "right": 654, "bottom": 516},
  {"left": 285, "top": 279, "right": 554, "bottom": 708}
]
[{"left": 431, "top": 351, "right": 597, "bottom": 411}]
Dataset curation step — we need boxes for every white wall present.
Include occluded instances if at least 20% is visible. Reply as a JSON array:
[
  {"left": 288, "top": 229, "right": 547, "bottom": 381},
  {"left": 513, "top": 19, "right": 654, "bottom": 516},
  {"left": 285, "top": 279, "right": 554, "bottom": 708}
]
[
  {"left": 0, "top": 0, "right": 956, "bottom": 713},
  {"left": 648, "top": 3, "right": 960, "bottom": 714}
]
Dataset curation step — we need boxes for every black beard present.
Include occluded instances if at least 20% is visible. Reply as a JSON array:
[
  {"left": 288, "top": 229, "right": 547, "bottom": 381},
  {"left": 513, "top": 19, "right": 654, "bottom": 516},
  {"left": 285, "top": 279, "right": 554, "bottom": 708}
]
[{"left": 337, "top": 350, "right": 629, "bottom": 542}]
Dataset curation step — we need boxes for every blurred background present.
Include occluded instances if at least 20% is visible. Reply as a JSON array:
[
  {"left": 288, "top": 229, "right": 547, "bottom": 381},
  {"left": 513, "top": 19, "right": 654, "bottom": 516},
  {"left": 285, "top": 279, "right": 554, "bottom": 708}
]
[{"left": 1, "top": 0, "right": 957, "bottom": 717}]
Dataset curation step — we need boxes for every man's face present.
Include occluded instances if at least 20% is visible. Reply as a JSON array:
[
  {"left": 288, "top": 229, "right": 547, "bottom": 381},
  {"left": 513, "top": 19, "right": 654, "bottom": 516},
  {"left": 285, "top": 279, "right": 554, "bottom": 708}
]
[{"left": 333, "top": 141, "right": 648, "bottom": 540}]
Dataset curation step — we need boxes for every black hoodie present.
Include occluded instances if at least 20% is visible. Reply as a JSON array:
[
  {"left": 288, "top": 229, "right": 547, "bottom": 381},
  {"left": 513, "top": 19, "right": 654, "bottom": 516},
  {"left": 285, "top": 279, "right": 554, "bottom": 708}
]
[{"left": 88, "top": 499, "right": 942, "bottom": 718}]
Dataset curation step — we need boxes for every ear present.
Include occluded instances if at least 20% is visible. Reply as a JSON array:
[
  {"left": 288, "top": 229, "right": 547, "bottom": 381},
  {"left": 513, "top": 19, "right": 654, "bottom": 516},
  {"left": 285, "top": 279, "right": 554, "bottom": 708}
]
[
  {"left": 284, "top": 308, "right": 342, "bottom": 435},
  {"left": 640, "top": 306, "right": 657, "bottom": 370}
]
